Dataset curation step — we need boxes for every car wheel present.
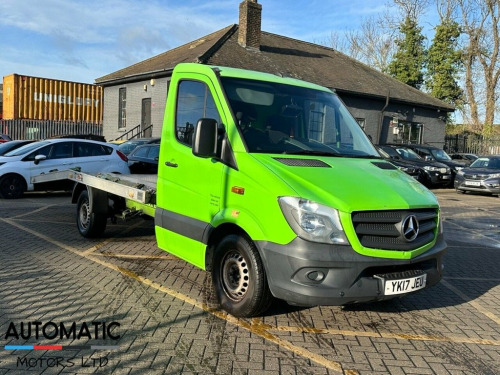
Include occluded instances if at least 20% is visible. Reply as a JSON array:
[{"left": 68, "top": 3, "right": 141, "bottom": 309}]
[
  {"left": 0, "top": 174, "right": 26, "bottom": 199},
  {"left": 212, "top": 234, "right": 273, "bottom": 318},
  {"left": 76, "top": 189, "right": 107, "bottom": 238},
  {"left": 456, "top": 189, "right": 466, "bottom": 194}
]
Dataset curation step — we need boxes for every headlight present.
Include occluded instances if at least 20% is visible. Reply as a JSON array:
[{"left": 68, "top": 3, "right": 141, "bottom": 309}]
[
  {"left": 278, "top": 197, "right": 349, "bottom": 245},
  {"left": 457, "top": 170, "right": 465, "bottom": 176},
  {"left": 423, "top": 166, "right": 439, "bottom": 172},
  {"left": 488, "top": 173, "right": 500, "bottom": 178}
]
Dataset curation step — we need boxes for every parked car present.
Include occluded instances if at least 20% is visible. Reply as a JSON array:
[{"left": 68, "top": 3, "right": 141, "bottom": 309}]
[
  {"left": 0, "top": 140, "right": 35, "bottom": 156},
  {"left": 376, "top": 146, "right": 424, "bottom": 183},
  {"left": 399, "top": 144, "right": 466, "bottom": 185},
  {"left": 378, "top": 145, "right": 452, "bottom": 188},
  {"left": 0, "top": 134, "right": 12, "bottom": 143},
  {"left": 117, "top": 138, "right": 161, "bottom": 155},
  {"left": 128, "top": 144, "right": 160, "bottom": 174},
  {"left": 449, "top": 152, "right": 478, "bottom": 165},
  {"left": 454, "top": 155, "right": 500, "bottom": 197},
  {"left": 0, "top": 138, "right": 130, "bottom": 199}
]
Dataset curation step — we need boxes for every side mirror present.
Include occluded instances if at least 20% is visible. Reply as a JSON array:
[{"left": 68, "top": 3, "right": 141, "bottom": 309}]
[
  {"left": 424, "top": 155, "right": 432, "bottom": 161},
  {"left": 34, "top": 154, "right": 47, "bottom": 165},
  {"left": 193, "top": 118, "right": 218, "bottom": 158}
]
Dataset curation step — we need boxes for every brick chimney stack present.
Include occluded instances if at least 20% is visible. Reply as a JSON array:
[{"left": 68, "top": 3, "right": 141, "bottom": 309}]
[{"left": 238, "top": 0, "right": 262, "bottom": 50}]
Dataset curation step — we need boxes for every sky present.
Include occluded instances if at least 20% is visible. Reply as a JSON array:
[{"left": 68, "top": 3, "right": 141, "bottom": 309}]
[{"left": 0, "top": 0, "right": 393, "bottom": 84}]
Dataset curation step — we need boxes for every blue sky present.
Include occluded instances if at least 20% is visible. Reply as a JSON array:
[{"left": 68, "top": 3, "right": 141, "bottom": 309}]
[{"left": 0, "top": 0, "right": 395, "bottom": 84}]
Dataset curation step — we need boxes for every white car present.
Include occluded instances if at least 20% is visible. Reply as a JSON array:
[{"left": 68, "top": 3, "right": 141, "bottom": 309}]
[{"left": 0, "top": 138, "right": 130, "bottom": 199}]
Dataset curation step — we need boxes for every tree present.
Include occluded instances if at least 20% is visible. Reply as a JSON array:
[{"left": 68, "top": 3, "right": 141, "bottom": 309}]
[
  {"left": 388, "top": 16, "right": 427, "bottom": 89},
  {"left": 426, "top": 18, "right": 463, "bottom": 114},
  {"left": 458, "top": 0, "right": 500, "bottom": 136}
]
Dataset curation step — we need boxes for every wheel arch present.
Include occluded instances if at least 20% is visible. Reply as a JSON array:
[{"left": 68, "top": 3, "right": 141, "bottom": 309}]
[{"left": 205, "top": 223, "right": 252, "bottom": 273}]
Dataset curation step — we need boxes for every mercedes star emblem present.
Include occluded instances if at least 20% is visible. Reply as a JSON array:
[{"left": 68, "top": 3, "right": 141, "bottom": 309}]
[{"left": 401, "top": 215, "right": 419, "bottom": 242}]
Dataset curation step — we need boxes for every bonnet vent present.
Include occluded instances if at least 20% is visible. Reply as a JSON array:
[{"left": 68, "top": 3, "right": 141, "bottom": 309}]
[
  {"left": 371, "top": 161, "right": 398, "bottom": 170},
  {"left": 273, "top": 158, "right": 331, "bottom": 167}
]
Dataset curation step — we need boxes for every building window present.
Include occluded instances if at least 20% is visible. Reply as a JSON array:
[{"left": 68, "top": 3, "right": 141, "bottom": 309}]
[
  {"left": 393, "top": 121, "right": 423, "bottom": 144},
  {"left": 176, "top": 80, "right": 220, "bottom": 147},
  {"left": 355, "top": 118, "right": 365, "bottom": 129},
  {"left": 118, "top": 88, "right": 126, "bottom": 129}
]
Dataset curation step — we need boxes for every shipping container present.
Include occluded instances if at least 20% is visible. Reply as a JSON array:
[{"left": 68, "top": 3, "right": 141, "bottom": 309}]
[{"left": 2, "top": 74, "right": 103, "bottom": 123}]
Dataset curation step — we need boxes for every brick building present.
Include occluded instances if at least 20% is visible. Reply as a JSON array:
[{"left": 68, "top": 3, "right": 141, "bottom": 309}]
[{"left": 96, "top": 0, "right": 454, "bottom": 146}]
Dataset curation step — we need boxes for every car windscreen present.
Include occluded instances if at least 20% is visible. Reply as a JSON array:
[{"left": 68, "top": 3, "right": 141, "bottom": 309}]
[
  {"left": 221, "top": 77, "right": 379, "bottom": 158},
  {"left": 4, "top": 141, "right": 51, "bottom": 157},
  {"left": 430, "top": 148, "right": 452, "bottom": 162}
]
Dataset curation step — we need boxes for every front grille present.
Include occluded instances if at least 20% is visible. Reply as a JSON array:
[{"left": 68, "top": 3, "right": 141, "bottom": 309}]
[
  {"left": 351, "top": 209, "right": 438, "bottom": 251},
  {"left": 463, "top": 173, "right": 489, "bottom": 180}
]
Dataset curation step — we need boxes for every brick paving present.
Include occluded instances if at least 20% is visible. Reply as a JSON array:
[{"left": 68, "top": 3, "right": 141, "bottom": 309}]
[{"left": 0, "top": 189, "right": 499, "bottom": 374}]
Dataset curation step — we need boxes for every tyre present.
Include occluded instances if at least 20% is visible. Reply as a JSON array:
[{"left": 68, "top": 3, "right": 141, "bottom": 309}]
[
  {"left": 0, "top": 174, "right": 26, "bottom": 199},
  {"left": 76, "top": 189, "right": 107, "bottom": 238},
  {"left": 212, "top": 234, "right": 273, "bottom": 317},
  {"left": 456, "top": 189, "right": 466, "bottom": 194}
]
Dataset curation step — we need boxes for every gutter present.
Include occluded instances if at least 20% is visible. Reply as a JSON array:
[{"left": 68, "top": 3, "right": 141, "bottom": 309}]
[{"left": 377, "top": 91, "right": 390, "bottom": 144}]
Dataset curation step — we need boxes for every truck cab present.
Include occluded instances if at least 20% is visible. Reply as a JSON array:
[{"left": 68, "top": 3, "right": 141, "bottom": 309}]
[{"left": 153, "top": 63, "right": 446, "bottom": 317}]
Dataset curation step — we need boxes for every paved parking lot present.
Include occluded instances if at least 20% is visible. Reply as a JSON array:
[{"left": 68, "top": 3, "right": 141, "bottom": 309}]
[{"left": 0, "top": 189, "right": 499, "bottom": 374}]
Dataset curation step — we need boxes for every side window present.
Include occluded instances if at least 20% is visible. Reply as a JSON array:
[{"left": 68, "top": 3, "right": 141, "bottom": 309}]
[
  {"left": 176, "top": 80, "right": 221, "bottom": 147},
  {"left": 148, "top": 146, "right": 160, "bottom": 160},
  {"left": 134, "top": 146, "right": 149, "bottom": 158},
  {"left": 51, "top": 142, "right": 74, "bottom": 159},
  {"left": 25, "top": 145, "right": 53, "bottom": 161},
  {"left": 75, "top": 143, "right": 111, "bottom": 157}
]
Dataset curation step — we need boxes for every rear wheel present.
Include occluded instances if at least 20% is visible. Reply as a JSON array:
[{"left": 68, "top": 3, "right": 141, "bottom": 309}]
[
  {"left": 76, "top": 189, "right": 107, "bottom": 237},
  {"left": 212, "top": 234, "right": 273, "bottom": 317},
  {"left": 0, "top": 174, "right": 26, "bottom": 199}
]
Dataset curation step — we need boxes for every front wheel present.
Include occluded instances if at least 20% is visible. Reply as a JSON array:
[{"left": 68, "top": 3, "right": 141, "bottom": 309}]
[
  {"left": 212, "top": 234, "right": 273, "bottom": 318},
  {"left": 0, "top": 174, "right": 26, "bottom": 199},
  {"left": 76, "top": 189, "right": 107, "bottom": 238}
]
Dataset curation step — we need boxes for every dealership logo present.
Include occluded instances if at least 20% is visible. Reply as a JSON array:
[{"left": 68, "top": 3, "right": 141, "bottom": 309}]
[
  {"left": 3, "top": 321, "right": 121, "bottom": 370},
  {"left": 401, "top": 215, "right": 419, "bottom": 242}
]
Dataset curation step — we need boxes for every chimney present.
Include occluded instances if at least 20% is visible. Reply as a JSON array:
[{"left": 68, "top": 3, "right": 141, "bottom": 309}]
[{"left": 238, "top": 0, "right": 262, "bottom": 50}]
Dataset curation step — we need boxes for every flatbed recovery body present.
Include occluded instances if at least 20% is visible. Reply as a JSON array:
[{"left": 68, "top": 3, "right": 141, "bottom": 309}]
[{"left": 31, "top": 63, "right": 447, "bottom": 318}]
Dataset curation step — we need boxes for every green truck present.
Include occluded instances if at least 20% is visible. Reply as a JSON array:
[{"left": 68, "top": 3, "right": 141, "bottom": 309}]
[{"left": 36, "top": 63, "right": 447, "bottom": 317}]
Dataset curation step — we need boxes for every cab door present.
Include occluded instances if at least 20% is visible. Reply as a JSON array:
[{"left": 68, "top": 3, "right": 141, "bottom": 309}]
[{"left": 155, "top": 76, "right": 228, "bottom": 268}]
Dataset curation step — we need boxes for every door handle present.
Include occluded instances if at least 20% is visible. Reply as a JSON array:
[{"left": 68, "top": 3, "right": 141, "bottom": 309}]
[{"left": 165, "top": 161, "right": 178, "bottom": 168}]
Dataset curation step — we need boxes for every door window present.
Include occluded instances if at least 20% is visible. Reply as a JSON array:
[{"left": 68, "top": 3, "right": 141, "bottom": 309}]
[{"left": 175, "top": 80, "right": 221, "bottom": 147}]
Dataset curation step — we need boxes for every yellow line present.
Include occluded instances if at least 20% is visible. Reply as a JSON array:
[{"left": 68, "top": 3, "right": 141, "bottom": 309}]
[
  {"left": 268, "top": 325, "right": 500, "bottom": 346},
  {"left": 9, "top": 204, "right": 56, "bottom": 219},
  {"left": 441, "top": 279, "right": 500, "bottom": 325},
  {"left": 1, "top": 217, "right": 345, "bottom": 374},
  {"left": 81, "top": 220, "right": 147, "bottom": 255},
  {"left": 93, "top": 253, "right": 180, "bottom": 260}
]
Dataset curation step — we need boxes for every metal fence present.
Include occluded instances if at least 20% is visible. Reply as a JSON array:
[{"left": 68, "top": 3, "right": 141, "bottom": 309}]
[
  {"left": 445, "top": 133, "right": 500, "bottom": 155},
  {"left": 0, "top": 119, "right": 103, "bottom": 141}
]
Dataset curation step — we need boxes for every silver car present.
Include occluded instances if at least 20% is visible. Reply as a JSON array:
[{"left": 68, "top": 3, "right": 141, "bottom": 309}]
[{"left": 454, "top": 156, "right": 500, "bottom": 196}]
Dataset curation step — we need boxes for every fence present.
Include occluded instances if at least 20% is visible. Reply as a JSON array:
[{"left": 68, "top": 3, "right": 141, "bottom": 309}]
[
  {"left": 0, "top": 119, "right": 103, "bottom": 141},
  {"left": 445, "top": 133, "right": 500, "bottom": 155}
]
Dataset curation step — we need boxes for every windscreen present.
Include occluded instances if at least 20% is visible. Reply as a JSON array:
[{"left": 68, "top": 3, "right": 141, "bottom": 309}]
[{"left": 221, "top": 77, "right": 378, "bottom": 157}]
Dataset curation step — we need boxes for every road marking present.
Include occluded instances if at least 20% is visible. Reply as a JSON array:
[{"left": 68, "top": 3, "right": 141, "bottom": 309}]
[
  {"left": 267, "top": 325, "right": 500, "bottom": 346},
  {"left": 9, "top": 204, "right": 57, "bottom": 219},
  {"left": 0, "top": 217, "right": 346, "bottom": 374},
  {"left": 93, "top": 253, "right": 180, "bottom": 260},
  {"left": 441, "top": 279, "right": 500, "bottom": 326}
]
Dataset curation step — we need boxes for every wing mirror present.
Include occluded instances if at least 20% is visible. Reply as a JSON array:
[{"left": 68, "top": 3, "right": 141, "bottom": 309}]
[
  {"left": 192, "top": 118, "right": 218, "bottom": 158},
  {"left": 34, "top": 155, "right": 47, "bottom": 165}
]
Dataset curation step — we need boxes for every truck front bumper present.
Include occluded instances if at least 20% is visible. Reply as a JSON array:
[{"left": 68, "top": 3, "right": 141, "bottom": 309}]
[{"left": 255, "top": 234, "right": 447, "bottom": 306}]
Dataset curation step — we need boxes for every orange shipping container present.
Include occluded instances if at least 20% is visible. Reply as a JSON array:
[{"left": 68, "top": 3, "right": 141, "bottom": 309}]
[{"left": 2, "top": 74, "right": 103, "bottom": 123}]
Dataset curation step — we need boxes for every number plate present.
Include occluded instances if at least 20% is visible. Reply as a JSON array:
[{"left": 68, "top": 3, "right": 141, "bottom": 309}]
[
  {"left": 383, "top": 274, "right": 427, "bottom": 295},
  {"left": 465, "top": 181, "right": 481, "bottom": 186}
]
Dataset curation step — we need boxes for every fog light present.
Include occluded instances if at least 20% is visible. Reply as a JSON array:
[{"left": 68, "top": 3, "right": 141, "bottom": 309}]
[{"left": 306, "top": 270, "right": 325, "bottom": 282}]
